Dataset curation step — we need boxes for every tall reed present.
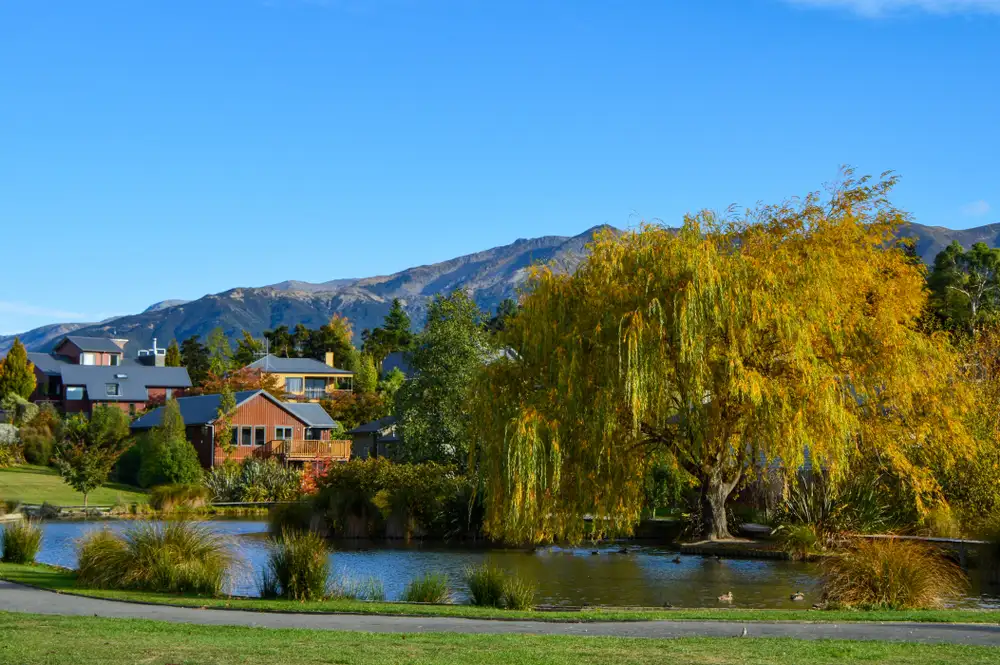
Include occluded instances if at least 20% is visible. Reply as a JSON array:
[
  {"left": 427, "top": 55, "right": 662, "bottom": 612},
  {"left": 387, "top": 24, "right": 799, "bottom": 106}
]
[
  {"left": 1, "top": 519, "right": 42, "bottom": 564},
  {"left": 260, "top": 529, "right": 330, "bottom": 601},
  {"left": 401, "top": 573, "right": 451, "bottom": 604}
]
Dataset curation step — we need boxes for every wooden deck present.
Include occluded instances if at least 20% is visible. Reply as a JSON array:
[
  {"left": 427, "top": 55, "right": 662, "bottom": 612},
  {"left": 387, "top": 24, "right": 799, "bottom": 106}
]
[{"left": 266, "top": 439, "right": 351, "bottom": 461}]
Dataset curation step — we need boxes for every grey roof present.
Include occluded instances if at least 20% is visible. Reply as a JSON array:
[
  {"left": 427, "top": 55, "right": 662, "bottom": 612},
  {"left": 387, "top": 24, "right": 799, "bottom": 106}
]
[
  {"left": 282, "top": 402, "right": 337, "bottom": 428},
  {"left": 59, "top": 336, "right": 125, "bottom": 353},
  {"left": 346, "top": 415, "right": 397, "bottom": 435},
  {"left": 131, "top": 389, "right": 338, "bottom": 430},
  {"left": 247, "top": 354, "right": 353, "bottom": 376},
  {"left": 60, "top": 365, "right": 192, "bottom": 402},
  {"left": 27, "top": 352, "right": 70, "bottom": 376}
]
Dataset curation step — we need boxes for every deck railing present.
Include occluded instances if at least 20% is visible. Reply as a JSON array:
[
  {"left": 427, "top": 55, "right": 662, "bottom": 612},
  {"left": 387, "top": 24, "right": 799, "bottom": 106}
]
[{"left": 267, "top": 439, "right": 351, "bottom": 461}]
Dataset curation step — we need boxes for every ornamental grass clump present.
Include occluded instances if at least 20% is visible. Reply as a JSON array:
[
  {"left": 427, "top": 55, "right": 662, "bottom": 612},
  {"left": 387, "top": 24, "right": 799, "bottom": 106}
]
[
  {"left": 260, "top": 529, "right": 330, "bottom": 601},
  {"left": 149, "top": 484, "right": 210, "bottom": 512},
  {"left": 401, "top": 573, "right": 451, "bottom": 604},
  {"left": 822, "top": 538, "right": 967, "bottom": 610},
  {"left": 76, "top": 521, "right": 237, "bottom": 596},
  {"left": 464, "top": 563, "right": 536, "bottom": 609},
  {"left": 1, "top": 519, "right": 42, "bottom": 564}
]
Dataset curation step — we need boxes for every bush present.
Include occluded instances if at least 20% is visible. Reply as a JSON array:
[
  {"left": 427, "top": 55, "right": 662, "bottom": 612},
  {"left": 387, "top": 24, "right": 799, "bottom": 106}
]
[
  {"left": 465, "top": 563, "right": 506, "bottom": 608},
  {"left": 1, "top": 394, "right": 38, "bottom": 427},
  {"left": 822, "top": 538, "right": 967, "bottom": 610},
  {"left": 204, "top": 461, "right": 241, "bottom": 502},
  {"left": 0, "top": 424, "right": 22, "bottom": 468},
  {"left": 149, "top": 484, "right": 210, "bottom": 512},
  {"left": 76, "top": 522, "right": 237, "bottom": 595},
  {"left": 137, "top": 435, "right": 203, "bottom": 489},
  {"left": 268, "top": 502, "right": 314, "bottom": 536},
  {"left": 1, "top": 519, "right": 42, "bottom": 564},
  {"left": 501, "top": 575, "right": 536, "bottom": 610},
  {"left": 401, "top": 573, "right": 451, "bottom": 604},
  {"left": 20, "top": 404, "right": 59, "bottom": 466},
  {"left": 776, "top": 523, "right": 821, "bottom": 560},
  {"left": 238, "top": 459, "right": 302, "bottom": 502},
  {"left": 260, "top": 529, "right": 330, "bottom": 600}
]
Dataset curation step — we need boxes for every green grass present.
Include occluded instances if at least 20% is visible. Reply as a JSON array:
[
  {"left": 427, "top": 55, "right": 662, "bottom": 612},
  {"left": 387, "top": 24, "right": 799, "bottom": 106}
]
[
  {"left": 0, "top": 465, "right": 147, "bottom": 506},
  {"left": 3, "top": 562, "right": 1000, "bottom": 624},
  {"left": 0, "top": 612, "right": 998, "bottom": 665}
]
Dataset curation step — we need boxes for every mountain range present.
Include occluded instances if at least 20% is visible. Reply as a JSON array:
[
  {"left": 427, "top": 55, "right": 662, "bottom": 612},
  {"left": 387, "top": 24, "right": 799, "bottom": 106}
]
[{"left": 3, "top": 220, "right": 999, "bottom": 355}]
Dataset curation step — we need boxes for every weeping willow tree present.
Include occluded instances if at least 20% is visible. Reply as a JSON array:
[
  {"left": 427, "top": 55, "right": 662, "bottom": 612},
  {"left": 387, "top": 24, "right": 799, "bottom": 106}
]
[{"left": 470, "top": 172, "right": 975, "bottom": 543}]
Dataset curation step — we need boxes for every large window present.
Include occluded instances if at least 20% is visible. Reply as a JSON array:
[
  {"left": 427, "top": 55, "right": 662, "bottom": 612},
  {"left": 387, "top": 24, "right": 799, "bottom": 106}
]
[
  {"left": 305, "top": 428, "right": 323, "bottom": 441},
  {"left": 240, "top": 426, "right": 253, "bottom": 447},
  {"left": 106, "top": 383, "right": 121, "bottom": 397},
  {"left": 66, "top": 386, "right": 85, "bottom": 400},
  {"left": 305, "top": 378, "right": 326, "bottom": 400},
  {"left": 81, "top": 353, "right": 97, "bottom": 366},
  {"left": 275, "top": 426, "right": 293, "bottom": 441},
  {"left": 284, "top": 377, "right": 303, "bottom": 393},
  {"left": 109, "top": 355, "right": 120, "bottom": 367},
  {"left": 254, "top": 427, "right": 266, "bottom": 447}
]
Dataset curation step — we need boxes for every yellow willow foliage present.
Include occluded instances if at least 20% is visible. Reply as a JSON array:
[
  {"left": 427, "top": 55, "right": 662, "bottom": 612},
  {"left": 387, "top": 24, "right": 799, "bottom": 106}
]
[{"left": 469, "top": 172, "right": 976, "bottom": 544}]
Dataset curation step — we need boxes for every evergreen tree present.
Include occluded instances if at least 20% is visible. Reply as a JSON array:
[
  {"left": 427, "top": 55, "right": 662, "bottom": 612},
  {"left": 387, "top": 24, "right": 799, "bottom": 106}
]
[
  {"left": 0, "top": 338, "right": 36, "bottom": 400},
  {"left": 215, "top": 383, "right": 237, "bottom": 457},
  {"left": 164, "top": 340, "right": 182, "bottom": 367},
  {"left": 138, "top": 398, "right": 202, "bottom": 487},
  {"left": 233, "top": 330, "right": 264, "bottom": 367},
  {"left": 264, "top": 325, "right": 296, "bottom": 358},
  {"left": 486, "top": 298, "right": 519, "bottom": 334},
  {"left": 304, "top": 314, "right": 358, "bottom": 371},
  {"left": 354, "top": 352, "right": 378, "bottom": 394},
  {"left": 362, "top": 299, "right": 414, "bottom": 366},
  {"left": 205, "top": 327, "right": 234, "bottom": 376},
  {"left": 180, "top": 335, "right": 211, "bottom": 386}
]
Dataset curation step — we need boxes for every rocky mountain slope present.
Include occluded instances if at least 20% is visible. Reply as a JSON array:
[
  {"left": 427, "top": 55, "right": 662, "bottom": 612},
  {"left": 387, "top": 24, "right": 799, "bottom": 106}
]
[{"left": 3, "top": 220, "right": 996, "bottom": 354}]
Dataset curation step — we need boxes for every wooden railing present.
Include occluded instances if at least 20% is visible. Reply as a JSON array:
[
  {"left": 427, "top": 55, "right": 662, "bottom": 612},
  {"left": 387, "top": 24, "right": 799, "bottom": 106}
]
[{"left": 267, "top": 439, "right": 351, "bottom": 461}]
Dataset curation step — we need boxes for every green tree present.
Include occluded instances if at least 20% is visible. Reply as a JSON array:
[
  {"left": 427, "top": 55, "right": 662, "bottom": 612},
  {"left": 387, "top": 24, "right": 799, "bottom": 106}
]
[
  {"left": 928, "top": 241, "right": 1000, "bottom": 332},
  {"left": 215, "top": 383, "right": 237, "bottom": 457},
  {"left": 0, "top": 338, "right": 36, "bottom": 400},
  {"left": 292, "top": 323, "right": 312, "bottom": 358},
  {"left": 205, "top": 327, "right": 234, "bottom": 376},
  {"left": 180, "top": 335, "right": 211, "bottom": 386},
  {"left": 471, "top": 173, "right": 975, "bottom": 543},
  {"left": 396, "top": 290, "right": 493, "bottom": 468},
  {"left": 378, "top": 367, "right": 406, "bottom": 405},
  {"left": 164, "top": 340, "right": 182, "bottom": 367},
  {"left": 264, "top": 325, "right": 296, "bottom": 358},
  {"left": 138, "top": 398, "right": 202, "bottom": 487},
  {"left": 354, "top": 352, "right": 378, "bottom": 394},
  {"left": 303, "top": 314, "right": 358, "bottom": 371},
  {"left": 362, "top": 299, "right": 414, "bottom": 366},
  {"left": 485, "top": 298, "right": 519, "bottom": 334},
  {"left": 54, "top": 406, "right": 133, "bottom": 506},
  {"left": 233, "top": 330, "right": 264, "bottom": 367}
]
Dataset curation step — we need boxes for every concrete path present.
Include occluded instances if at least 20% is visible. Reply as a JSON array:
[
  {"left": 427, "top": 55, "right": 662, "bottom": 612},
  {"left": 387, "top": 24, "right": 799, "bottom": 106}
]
[{"left": 1, "top": 580, "right": 999, "bottom": 645}]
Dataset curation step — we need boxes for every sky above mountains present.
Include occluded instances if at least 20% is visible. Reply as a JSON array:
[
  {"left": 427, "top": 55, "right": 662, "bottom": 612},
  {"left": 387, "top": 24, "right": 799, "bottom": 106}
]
[{"left": 0, "top": 0, "right": 997, "bottom": 333}]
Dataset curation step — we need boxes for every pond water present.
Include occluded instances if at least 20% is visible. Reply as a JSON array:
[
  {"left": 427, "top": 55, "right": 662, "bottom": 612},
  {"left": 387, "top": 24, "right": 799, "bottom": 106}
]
[{"left": 27, "top": 519, "right": 1000, "bottom": 608}]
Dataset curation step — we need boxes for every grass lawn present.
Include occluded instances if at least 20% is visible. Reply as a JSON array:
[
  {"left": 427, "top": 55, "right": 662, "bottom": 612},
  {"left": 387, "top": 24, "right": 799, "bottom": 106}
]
[
  {"left": 0, "top": 612, "right": 997, "bottom": 665},
  {"left": 0, "top": 464, "right": 147, "bottom": 506},
  {"left": 3, "top": 562, "right": 1000, "bottom": 625}
]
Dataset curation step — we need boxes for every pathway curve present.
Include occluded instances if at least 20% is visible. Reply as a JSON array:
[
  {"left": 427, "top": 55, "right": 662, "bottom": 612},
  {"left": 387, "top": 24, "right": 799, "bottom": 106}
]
[{"left": 1, "top": 581, "right": 999, "bottom": 645}]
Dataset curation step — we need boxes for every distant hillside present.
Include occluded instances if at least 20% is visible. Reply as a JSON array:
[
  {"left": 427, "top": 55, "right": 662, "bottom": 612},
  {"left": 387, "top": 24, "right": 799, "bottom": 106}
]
[
  {"left": 5, "top": 226, "right": 610, "bottom": 353},
  {"left": 5, "top": 220, "right": 997, "bottom": 354}
]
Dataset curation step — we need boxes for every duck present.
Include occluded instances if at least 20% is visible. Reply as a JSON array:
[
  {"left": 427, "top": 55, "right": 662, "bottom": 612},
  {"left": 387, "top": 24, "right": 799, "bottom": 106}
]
[
  {"left": 671, "top": 556, "right": 682, "bottom": 564},
  {"left": 591, "top": 550, "right": 599, "bottom": 556},
  {"left": 790, "top": 592, "right": 805, "bottom": 602},
  {"left": 718, "top": 591, "right": 734, "bottom": 603},
  {"left": 617, "top": 547, "right": 629, "bottom": 554}
]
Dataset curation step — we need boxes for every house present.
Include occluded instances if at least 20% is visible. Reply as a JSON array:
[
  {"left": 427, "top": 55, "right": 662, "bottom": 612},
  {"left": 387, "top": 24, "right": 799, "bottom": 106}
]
[
  {"left": 346, "top": 415, "right": 400, "bottom": 460},
  {"left": 27, "top": 337, "right": 191, "bottom": 415},
  {"left": 245, "top": 353, "right": 353, "bottom": 402},
  {"left": 380, "top": 351, "right": 412, "bottom": 378},
  {"left": 131, "top": 388, "right": 351, "bottom": 472}
]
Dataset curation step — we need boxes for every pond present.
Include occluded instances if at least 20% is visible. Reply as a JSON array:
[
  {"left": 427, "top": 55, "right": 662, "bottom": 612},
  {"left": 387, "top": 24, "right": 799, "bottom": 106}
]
[{"left": 27, "top": 519, "right": 1000, "bottom": 609}]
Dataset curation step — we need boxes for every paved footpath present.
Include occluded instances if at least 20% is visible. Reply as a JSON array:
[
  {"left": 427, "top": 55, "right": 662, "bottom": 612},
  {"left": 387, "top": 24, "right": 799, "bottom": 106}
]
[{"left": 1, "top": 581, "right": 999, "bottom": 646}]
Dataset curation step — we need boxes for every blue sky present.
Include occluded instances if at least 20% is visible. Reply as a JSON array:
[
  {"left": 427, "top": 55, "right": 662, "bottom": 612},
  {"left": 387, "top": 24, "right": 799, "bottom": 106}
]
[{"left": 0, "top": 0, "right": 998, "bottom": 333}]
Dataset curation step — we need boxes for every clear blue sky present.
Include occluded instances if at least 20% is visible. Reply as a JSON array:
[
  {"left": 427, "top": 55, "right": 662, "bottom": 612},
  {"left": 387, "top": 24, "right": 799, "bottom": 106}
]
[{"left": 1, "top": 0, "right": 998, "bottom": 333}]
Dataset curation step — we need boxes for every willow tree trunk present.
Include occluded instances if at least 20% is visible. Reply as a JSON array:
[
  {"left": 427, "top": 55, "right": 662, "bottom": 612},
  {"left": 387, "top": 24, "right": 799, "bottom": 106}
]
[{"left": 700, "top": 469, "right": 741, "bottom": 541}]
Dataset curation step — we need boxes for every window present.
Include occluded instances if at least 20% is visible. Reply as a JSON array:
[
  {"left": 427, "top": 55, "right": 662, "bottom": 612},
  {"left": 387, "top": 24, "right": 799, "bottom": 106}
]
[
  {"left": 254, "top": 427, "right": 266, "bottom": 447},
  {"left": 231, "top": 427, "right": 239, "bottom": 447},
  {"left": 81, "top": 353, "right": 97, "bottom": 366},
  {"left": 129, "top": 404, "right": 136, "bottom": 416},
  {"left": 66, "top": 386, "right": 85, "bottom": 400},
  {"left": 284, "top": 377, "right": 303, "bottom": 393},
  {"left": 240, "top": 426, "right": 252, "bottom": 447},
  {"left": 305, "top": 378, "right": 326, "bottom": 400},
  {"left": 165, "top": 388, "right": 173, "bottom": 400},
  {"left": 106, "top": 383, "right": 121, "bottom": 397},
  {"left": 275, "top": 426, "right": 293, "bottom": 441},
  {"left": 109, "top": 355, "right": 120, "bottom": 367},
  {"left": 305, "top": 428, "right": 323, "bottom": 441}
]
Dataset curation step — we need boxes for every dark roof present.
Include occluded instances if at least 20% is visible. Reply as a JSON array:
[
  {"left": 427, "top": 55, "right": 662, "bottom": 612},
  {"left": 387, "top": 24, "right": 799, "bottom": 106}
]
[
  {"left": 59, "top": 336, "right": 125, "bottom": 353},
  {"left": 346, "top": 415, "right": 397, "bottom": 435},
  {"left": 246, "top": 354, "right": 353, "bottom": 376},
  {"left": 131, "top": 389, "right": 338, "bottom": 430},
  {"left": 283, "top": 402, "right": 337, "bottom": 428},
  {"left": 60, "top": 365, "right": 192, "bottom": 402},
  {"left": 377, "top": 433, "right": 401, "bottom": 444},
  {"left": 380, "top": 352, "right": 412, "bottom": 377},
  {"left": 27, "top": 352, "right": 70, "bottom": 376}
]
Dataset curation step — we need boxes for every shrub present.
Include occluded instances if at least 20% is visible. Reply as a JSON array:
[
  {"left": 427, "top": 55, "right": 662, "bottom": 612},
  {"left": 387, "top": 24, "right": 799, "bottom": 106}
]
[
  {"left": 239, "top": 458, "right": 302, "bottom": 502},
  {"left": 0, "top": 424, "right": 22, "bottom": 468},
  {"left": 268, "top": 502, "right": 314, "bottom": 536},
  {"left": 149, "top": 484, "right": 210, "bottom": 512},
  {"left": 20, "top": 404, "right": 59, "bottom": 466},
  {"left": 1, "top": 394, "right": 38, "bottom": 427},
  {"left": 923, "top": 504, "right": 962, "bottom": 539},
  {"left": 822, "top": 538, "right": 968, "bottom": 610},
  {"left": 465, "top": 563, "right": 506, "bottom": 608},
  {"left": 76, "top": 522, "right": 237, "bottom": 595},
  {"left": 776, "top": 523, "right": 821, "bottom": 560},
  {"left": 204, "top": 461, "right": 241, "bottom": 502},
  {"left": 136, "top": 402, "right": 204, "bottom": 488},
  {"left": 501, "top": 576, "right": 536, "bottom": 610},
  {"left": 1, "top": 519, "right": 42, "bottom": 564},
  {"left": 260, "top": 529, "right": 330, "bottom": 600},
  {"left": 401, "top": 573, "right": 451, "bottom": 604}
]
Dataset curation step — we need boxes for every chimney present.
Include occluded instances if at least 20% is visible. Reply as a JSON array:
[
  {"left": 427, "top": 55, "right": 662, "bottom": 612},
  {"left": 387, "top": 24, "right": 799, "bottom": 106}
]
[
  {"left": 325, "top": 352, "right": 334, "bottom": 368},
  {"left": 111, "top": 338, "right": 129, "bottom": 351}
]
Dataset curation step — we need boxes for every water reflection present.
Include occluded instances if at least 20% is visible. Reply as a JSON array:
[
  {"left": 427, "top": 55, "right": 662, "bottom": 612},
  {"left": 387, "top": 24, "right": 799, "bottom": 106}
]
[{"left": 25, "top": 520, "right": 999, "bottom": 608}]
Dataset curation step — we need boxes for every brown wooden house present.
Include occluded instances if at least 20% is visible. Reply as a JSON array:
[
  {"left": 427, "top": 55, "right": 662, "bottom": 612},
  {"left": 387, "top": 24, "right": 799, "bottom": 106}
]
[{"left": 131, "top": 389, "right": 350, "bottom": 473}]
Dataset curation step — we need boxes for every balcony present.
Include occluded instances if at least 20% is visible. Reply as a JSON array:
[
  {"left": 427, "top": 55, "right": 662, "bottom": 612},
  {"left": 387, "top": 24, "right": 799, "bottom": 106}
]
[{"left": 266, "top": 439, "right": 351, "bottom": 461}]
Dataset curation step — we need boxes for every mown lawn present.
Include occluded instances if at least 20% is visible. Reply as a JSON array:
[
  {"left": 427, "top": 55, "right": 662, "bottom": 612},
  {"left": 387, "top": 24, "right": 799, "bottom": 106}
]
[
  {"left": 3, "top": 562, "right": 1000, "bottom": 625},
  {"left": 0, "top": 464, "right": 147, "bottom": 505},
  {"left": 0, "top": 612, "right": 997, "bottom": 665}
]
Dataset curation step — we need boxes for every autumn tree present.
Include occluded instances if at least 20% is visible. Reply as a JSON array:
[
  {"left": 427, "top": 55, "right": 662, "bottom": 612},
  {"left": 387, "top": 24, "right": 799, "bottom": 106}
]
[
  {"left": 54, "top": 406, "right": 133, "bottom": 506},
  {"left": 200, "top": 367, "right": 282, "bottom": 395},
  {"left": 471, "top": 173, "right": 974, "bottom": 543},
  {"left": 164, "top": 340, "right": 182, "bottom": 367},
  {"left": 0, "top": 338, "right": 36, "bottom": 399}
]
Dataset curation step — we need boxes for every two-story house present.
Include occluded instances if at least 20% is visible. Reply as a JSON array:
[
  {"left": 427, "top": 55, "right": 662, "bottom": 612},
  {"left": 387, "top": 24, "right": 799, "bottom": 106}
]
[
  {"left": 28, "top": 336, "right": 192, "bottom": 415},
  {"left": 245, "top": 353, "right": 352, "bottom": 402}
]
